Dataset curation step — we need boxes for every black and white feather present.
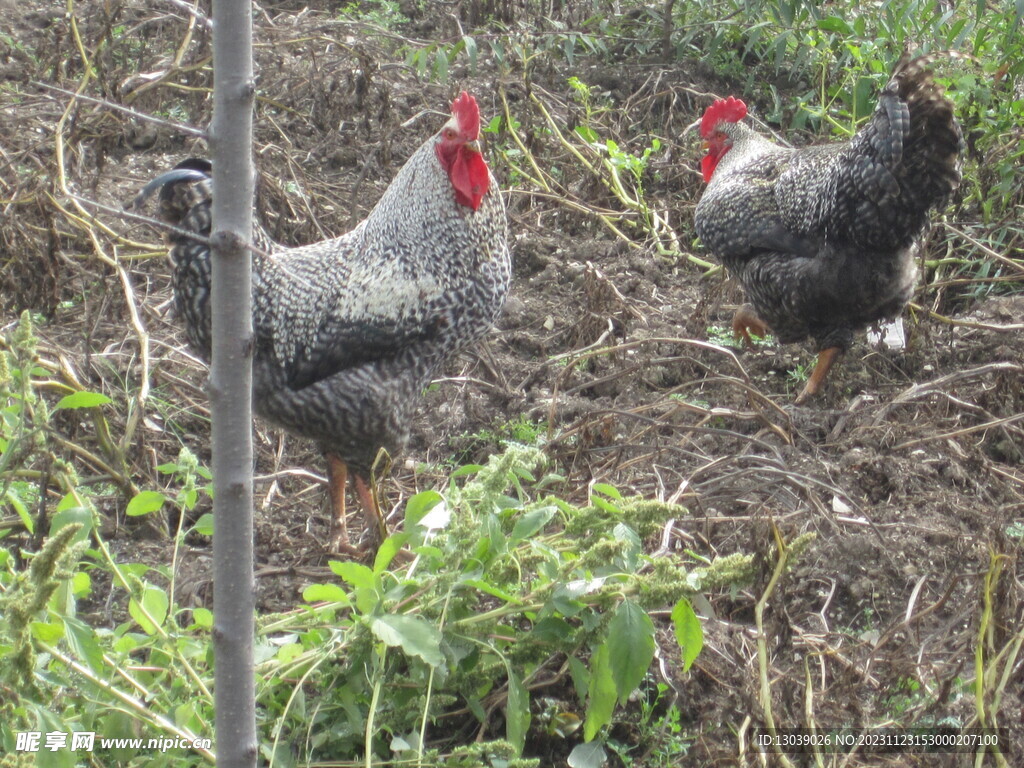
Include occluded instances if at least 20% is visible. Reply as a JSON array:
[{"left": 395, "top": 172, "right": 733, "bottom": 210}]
[
  {"left": 140, "top": 124, "right": 511, "bottom": 477},
  {"left": 695, "top": 53, "right": 963, "bottom": 354}
]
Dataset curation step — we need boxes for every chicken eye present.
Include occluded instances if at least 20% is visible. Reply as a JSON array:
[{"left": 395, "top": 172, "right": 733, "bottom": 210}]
[{"left": 443, "top": 127, "right": 458, "bottom": 140}]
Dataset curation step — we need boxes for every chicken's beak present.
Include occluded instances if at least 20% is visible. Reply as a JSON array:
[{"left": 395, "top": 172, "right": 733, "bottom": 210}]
[
  {"left": 465, "top": 139, "right": 482, "bottom": 153},
  {"left": 701, "top": 140, "right": 710, "bottom": 151}
]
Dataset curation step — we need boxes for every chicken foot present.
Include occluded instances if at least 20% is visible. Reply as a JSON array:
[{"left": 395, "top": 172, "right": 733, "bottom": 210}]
[
  {"left": 731, "top": 305, "right": 841, "bottom": 404},
  {"left": 794, "top": 346, "right": 842, "bottom": 405},
  {"left": 732, "top": 304, "right": 771, "bottom": 348}
]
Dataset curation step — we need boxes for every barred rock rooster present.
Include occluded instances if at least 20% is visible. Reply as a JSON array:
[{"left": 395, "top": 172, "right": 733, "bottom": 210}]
[
  {"left": 694, "top": 53, "right": 963, "bottom": 402},
  {"left": 137, "top": 92, "right": 511, "bottom": 551}
]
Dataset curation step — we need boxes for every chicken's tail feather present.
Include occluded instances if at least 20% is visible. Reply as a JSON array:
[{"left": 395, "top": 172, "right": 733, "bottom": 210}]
[
  {"left": 887, "top": 51, "right": 964, "bottom": 209},
  {"left": 133, "top": 157, "right": 213, "bottom": 245},
  {"left": 842, "top": 51, "right": 964, "bottom": 248},
  {"left": 135, "top": 158, "right": 214, "bottom": 357}
]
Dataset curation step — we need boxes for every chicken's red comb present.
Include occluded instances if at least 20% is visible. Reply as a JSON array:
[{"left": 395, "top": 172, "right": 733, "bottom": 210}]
[
  {"left": 700, "top": 96, "right": 747, "bottom": 137},
  {"left": 452, "top": 91, "right": 481, "bottom": 140}
]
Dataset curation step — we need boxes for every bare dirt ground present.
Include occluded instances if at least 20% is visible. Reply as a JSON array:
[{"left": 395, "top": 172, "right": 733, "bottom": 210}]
[{"left": 1, "top": 1, "right": 1022, "bottom": 764}]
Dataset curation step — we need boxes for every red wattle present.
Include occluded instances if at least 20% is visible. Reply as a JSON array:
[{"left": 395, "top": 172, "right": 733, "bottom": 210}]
[
  {"left": 450, "top": 146, "right": 490, "bottom": 210},
  {"left": 701, "top": 154, "right": 718, "bottom": 183}
]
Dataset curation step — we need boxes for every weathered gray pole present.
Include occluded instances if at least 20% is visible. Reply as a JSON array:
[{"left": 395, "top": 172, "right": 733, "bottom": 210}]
[{"left": 209, "top": 0, "right": 256, "bottom": 764}]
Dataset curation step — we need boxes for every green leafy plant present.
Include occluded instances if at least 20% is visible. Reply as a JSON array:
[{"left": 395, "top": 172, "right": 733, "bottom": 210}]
[
  {"left": 786, "top": 360, "right": 811, "bottom": 389},
  {"left": 405, "top": 35, "right": 479, "bottom": 82},
  {"left": 0, "top": 434, "right": 758, "bottom": 765},
  {"left": 338, "top": 0, "right": 409, "bottom": 28},
  {"left": 605, "top": 683, "right": 691, "bottom": 766},
  {"left": 263, "top": 445, "right": 734, "bottom": 763}
]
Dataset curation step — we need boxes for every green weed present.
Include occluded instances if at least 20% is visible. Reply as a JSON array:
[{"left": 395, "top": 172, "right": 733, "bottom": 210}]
[
  {"left": 0, "top": 435, "right": 755, "bottom": 764},
  {"left": 787, "top": 361, "right": 811, "bottom": 389}
]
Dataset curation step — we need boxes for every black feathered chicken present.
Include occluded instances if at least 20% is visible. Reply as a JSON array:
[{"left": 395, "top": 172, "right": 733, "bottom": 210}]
[
  {"left": 137, "top": 92, "right": 511, "bottom": 550},
  {"left": 694, "top": 53, "right": 963, "bottom": 402}
]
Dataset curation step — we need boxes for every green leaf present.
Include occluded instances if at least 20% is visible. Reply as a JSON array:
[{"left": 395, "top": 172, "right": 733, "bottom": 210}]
[
  {"left": 276, "top": 642, "right": 303, "bottom": 664},
  {"left": 125, "top": 490, "right": 166, "bottom": 517},
  {"left": 30, "top": 620, "right": 65, "bottom": 644},
  {"left": 490, "top": 39, "right": 505, "bottom": 68},
  {"left": 49, "top": 503, "right": 92, "bottom": 543},
  {"left": 330, "top": 560, "right": 374, "bottom": 588},
  {"left": 5, "top": 487, "right": 33, "bottom": 534},
  {"left": 484, "top": 115, "right": 502, "bottom": 134},
  {"left": 71, "top": 571, "right": 91, "bottom": 597},
  {"left": 817, "top": 16, "right": 852, "bottom": 34},
  {"left": 611, "top": 522, "right": 642, "bottom": 551},
  {"left": 671, "top": 598, "right": 704, "bottom": 672},
  {"left": 192, "top": 513, "right": 214, "bottom": 536},
  {"left": 433, "top": 46, "right": 448, "bottom": 82},
  {"left": 373, "top": 532, "right": 409, "bottom": 572},
  {"left": 113, "top": 635, "right": 139, "bottom": 654},
  {"left": 302, "top": 583, "right": 350, "bottom": 604},
  {"left": 175, "top": 701, "right": 203, "bottom": 734},
  {"left": 568, "top": 655, "right": 589, "bottom": 703},
  {"left": 506, "top": 671, "right": 530, "bottom": 753},
  {"left": 369, "top": 614, "right": 443, "bottom": 667},
  {"left": 590, "top": 497, "right": 620, "bottom": 515},
  {"left": 583, "top": 642, "right": 616, "bottom": 741},
  {"left": 606, "top": 599, "right": 655, "bottom": 703},
  {"left": 463, "top": 578, "right": 521, "bottom": 604},
  {"left": 404, "top": 490, "right": 443, "bottom": 526},
  {"left": 330, "top": 560, "right": 379, "bottom": 613},
  {"left": 64, "top": 615, "right": 105, "bottom": 671},
  {"left": 191, "top": 607, "right": 213, "bottom": 629},
  {"left": 462, "top": 34, "right": 477, "bottom": 71},
  {"left": 55, "top": 390, "right": 111, "bottom": 409},
  {"left": 180, "top": 487, "right": 198, "bottom": 511},
  {"left": 510, "top": 507, "right": 555, "bottom": 541},
  {"left": 574, "top": 125, "right": 600, "bottom": 146},
  {"left": 568, "top": 741, "right": 607, "bottom": 768},
  {"left": 129, "top": 585, "right": 169, "bottom": 634},
  {"left": 33, "top": 706, "right": 76, "bottom": 768},
  {"left": 551, "top": 577, "right": 604, "bottom": 617},
  {"left": 450, "top": 463, "right": 483, "bottom": 478},
  {"left": 855, "top": 76, "right": 877, "bottom": 120},
  {"left": 529, "top": 616, "right": 574, "bottom": 643}
]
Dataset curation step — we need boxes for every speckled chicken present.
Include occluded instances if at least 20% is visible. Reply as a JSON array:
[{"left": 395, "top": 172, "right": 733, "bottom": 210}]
[
  {"left": 137, "top": 92, "right": 511, "bottom": 550},
  {"left": 694, "top": 53, "right": 963, "bottom": 402}
]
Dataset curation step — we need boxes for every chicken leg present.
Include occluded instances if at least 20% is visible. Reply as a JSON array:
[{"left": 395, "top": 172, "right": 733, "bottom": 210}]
[
  {"left": 326, "top": 453, "right": 353, "bottom": 552},
  {"left": 326, "top": 453, "right": 387, "bottom": 553},
  {"left": 353, "top": 474, "right": 386, "bottom": 552},
  {"left": 732, "top": 304, "right": 771, "bottom": 348},
  {"left": 794, "top": 346, "right": 842, "bottom": 405}
]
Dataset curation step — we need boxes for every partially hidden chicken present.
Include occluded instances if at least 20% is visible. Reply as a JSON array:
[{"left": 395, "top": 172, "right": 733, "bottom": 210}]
[
  {"left": 137, "top": 92, "right": 511, "bottom": 551},
  {"left": 694, "top": 53, "right": 963, "bottom": 402}
]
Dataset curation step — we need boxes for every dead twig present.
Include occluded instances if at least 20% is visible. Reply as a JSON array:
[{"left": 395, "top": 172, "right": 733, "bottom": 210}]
[
  {"left": 872, "top": 362, "right": 1023, "bottom": 425},
  {"left": 31, "top": 81, "right": 206, "bottom": 138},
  {"left": 942, "top": 221, "right": 1024, "bottom": 276},
  {"left": 892, "top": 411, "right": 1024, "bottom": 451}
]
